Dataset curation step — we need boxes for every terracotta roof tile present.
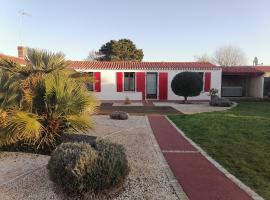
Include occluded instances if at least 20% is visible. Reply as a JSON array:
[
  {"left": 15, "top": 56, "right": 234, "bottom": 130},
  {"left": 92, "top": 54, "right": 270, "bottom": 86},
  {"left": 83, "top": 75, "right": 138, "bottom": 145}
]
[
  {"left": 0, "top": 54, "right": 26, "bottom": 65},
  {"left": 222, "top": 66, "right": 264, "bottom": 75},
  {"left": 68, "top": 61, "right": 218, "bottom": 70},
  {"left": 255, "top": 66, "right": 270, "bottom": 73}
]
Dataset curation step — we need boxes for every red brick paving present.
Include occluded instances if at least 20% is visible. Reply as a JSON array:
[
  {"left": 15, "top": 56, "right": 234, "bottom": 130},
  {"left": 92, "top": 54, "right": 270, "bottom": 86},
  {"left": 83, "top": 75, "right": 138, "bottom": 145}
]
[
  {"left": 148, "top": 115, "right": 196, "bottom": 151},
  {"left": 164, "top": 153, "right": 252, "bottom": 200},
  {"left": 148, "top": 115, "right": 253, "bottom": 200}
]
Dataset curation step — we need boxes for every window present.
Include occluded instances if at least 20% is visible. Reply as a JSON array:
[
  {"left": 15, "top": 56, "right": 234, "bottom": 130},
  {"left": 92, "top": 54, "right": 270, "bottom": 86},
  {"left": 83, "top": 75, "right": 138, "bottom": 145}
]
[
  {"left": 124, "top": 72, "right": 135, "bottom": 91},
  {"left": 86, "top": 72, "right": 94, "bottom": 91}
]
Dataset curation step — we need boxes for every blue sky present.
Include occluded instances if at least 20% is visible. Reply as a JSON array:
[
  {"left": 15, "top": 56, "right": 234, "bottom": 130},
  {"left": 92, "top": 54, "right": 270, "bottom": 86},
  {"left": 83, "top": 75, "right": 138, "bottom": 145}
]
[{"left": 1, "top": 0, "right": 269, "bottom": 64}]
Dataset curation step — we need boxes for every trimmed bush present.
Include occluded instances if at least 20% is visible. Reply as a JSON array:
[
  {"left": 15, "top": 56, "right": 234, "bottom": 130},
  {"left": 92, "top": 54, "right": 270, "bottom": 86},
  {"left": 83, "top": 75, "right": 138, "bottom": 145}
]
[
  {"left": 47, "top": 140, "right": 129, "bottom": 195},
  {"left": 91, "top": 139, "right": 130, "bottom": 191},
  {"left": 47, "top": 142, "right": 97, "bottom": 194},
  {"left": 171, "top": 72, "right": 203, "bottom": 103}
]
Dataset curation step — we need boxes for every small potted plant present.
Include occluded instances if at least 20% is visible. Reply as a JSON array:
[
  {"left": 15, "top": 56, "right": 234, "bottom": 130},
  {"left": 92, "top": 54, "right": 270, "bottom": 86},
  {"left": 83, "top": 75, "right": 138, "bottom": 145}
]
[
  {"left": 123, "top": 96, "right": 131, "bottom": 105},
  {"left": 209, "top": 88, "right": 219, "bottom": 101}
]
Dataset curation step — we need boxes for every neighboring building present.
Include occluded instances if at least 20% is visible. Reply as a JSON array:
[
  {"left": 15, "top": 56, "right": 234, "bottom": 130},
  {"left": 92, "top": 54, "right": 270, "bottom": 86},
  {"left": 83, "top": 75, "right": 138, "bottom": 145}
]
[
  {"left": 221, "top": 67, "right": 264, "bottom": 98},
  {"left": 69, "top": 61, "right": 221, "bottom": 101},
  {"left": 255, "top": 66, "right": 270, "bottom": 96},
  {"left": 0, "top": 46, "right": 267, "bottom": 101},
  {"left": 0, "top": 46, "right": 27, "bottom": 65}
]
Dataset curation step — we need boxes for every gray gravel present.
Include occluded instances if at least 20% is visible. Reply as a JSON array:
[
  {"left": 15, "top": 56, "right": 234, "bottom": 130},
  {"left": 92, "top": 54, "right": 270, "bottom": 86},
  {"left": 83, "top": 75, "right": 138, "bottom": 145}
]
[{"left": 0, "top": 116, "right": 182, "bottom": 200}]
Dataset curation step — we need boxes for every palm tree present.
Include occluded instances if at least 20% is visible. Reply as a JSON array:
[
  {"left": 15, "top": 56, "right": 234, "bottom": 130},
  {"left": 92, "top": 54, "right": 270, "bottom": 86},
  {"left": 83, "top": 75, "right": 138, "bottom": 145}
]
[
  {"left": 0, "top": 71, "right": 19, "bottom": 131},
  {"left": 0, "top": 71, "right": 19, "bottom": 109},
  {"left": 0, "top": 48, "right": 97, "bottom": 151},
  {"left": 0, "top": 48, "right": 67, "bottom": 77}
]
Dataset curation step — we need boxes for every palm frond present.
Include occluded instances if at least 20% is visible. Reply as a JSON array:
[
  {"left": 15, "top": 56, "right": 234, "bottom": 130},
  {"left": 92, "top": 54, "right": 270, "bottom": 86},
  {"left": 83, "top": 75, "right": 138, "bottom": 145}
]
[
  {"left": 0, "top": 71, "right": 20, "bottom": 109},
  {"left": 66, "top": 114, "right": 94, "bottom": 133},
  {"left": 68, "top": 70, "right": 95, "bottom": 85},
  {"left": 1, "top": 111, "right": 44, "bottom": 145},
  {"left": 20, "top": 73, "right": 45, "bottom": 112},
  {"left": 44, "top": 73, "right": 97, "bottom": 115},
  {"left": 0, "top": 58, "right": 21, "bottom": 74},
  {"left": 0, "top": 109, "right": 7, "bottom": 129},
  {"left": 0, "top": 58, "right": 33, "bottom": 78},
  {"left": 26, "top": 48, "right": 68, "bottom": 74}
]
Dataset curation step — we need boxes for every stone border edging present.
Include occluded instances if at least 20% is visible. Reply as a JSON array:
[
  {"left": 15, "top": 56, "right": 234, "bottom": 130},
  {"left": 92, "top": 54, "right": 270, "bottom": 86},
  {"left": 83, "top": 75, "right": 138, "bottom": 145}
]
[
  {"left": 165, "top": 116, "right": 264, "bottom": 200},
  {"left": 145, "top": 116, "right": 189, "bottom": 200}
]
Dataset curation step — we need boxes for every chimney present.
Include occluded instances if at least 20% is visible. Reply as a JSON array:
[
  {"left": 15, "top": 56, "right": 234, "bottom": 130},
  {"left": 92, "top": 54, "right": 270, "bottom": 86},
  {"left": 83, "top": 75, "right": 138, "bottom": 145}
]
[{"left": 17, "top": 46, "right": 27, "bottom": 59}]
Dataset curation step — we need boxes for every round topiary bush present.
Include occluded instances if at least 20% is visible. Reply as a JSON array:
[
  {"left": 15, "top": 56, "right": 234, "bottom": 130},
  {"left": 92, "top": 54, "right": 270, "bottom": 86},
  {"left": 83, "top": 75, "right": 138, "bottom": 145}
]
[
  {"left": 171, "top": 72, "right": 203, "bottom": 103},
  {"left": 47, "top": 142, "right": 97, "bottom": 194},
  {"left": 90, "top": 139, "right": 130, "bottom": 191},
  {"left": 47, "top": 140, "right": 129, "bottom": 196}
]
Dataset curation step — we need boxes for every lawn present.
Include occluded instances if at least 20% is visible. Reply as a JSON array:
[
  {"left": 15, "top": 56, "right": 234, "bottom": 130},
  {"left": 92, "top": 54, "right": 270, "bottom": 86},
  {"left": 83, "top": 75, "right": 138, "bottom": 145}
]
[{"left": 169, "top": 102, "right": 270, "bottom": 200}]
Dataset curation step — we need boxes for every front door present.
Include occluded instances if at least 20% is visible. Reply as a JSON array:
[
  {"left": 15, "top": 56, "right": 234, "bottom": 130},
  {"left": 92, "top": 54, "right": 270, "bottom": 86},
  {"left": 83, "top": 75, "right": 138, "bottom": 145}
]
[{"left": 146, "top": 72, "right": 158, "bottom": 99}]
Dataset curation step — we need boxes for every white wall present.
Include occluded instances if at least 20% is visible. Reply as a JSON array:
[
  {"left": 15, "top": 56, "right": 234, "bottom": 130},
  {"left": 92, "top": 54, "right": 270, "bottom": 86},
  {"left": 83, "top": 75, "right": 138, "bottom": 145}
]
[
  {"left": 167, "top": 69, "right": 222, "bottom": 101},
  {"left": 248, "top": 75, "right": 264, "bottom": 98},
  {"left": 75, "top": 69, "right": 222, "bottom": 101}
]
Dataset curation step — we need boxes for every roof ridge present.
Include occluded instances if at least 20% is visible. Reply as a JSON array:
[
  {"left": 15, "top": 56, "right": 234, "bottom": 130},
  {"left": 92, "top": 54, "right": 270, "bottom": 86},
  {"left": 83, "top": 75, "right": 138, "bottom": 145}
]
[
  {"left": 68, "top": 60, "right": 218, "bottom": 70},
  {"left": 70, "top": 60, "right": 214, "bottom": 63}
]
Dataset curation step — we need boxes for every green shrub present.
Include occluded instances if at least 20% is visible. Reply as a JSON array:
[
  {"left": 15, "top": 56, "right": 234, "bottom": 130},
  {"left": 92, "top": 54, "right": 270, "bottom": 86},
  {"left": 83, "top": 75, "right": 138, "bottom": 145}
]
[
  {"left": 171, "top": 72, "right": 203, "bottom": 102},
  {"left": 47, "top": 140, "right": 129, "bottom": 195},
  {"left": 91, "top": 139, "right": 130, "bottom": 191},
  {"left": 47, "top": 142, "right": 97, "bottom": 194}
]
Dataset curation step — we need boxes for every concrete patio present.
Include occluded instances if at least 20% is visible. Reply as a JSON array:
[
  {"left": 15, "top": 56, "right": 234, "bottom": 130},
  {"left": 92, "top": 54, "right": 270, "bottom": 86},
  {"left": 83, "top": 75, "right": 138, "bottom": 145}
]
[{"left": 154, "top": 102, "right": 235, "bottom": 114}]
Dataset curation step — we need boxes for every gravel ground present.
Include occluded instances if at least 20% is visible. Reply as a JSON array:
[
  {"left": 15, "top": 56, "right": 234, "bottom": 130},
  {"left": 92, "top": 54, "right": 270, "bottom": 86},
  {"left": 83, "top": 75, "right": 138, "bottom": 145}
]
[{"left": 0, "top": 115, "right": 183, "bottom": 200}]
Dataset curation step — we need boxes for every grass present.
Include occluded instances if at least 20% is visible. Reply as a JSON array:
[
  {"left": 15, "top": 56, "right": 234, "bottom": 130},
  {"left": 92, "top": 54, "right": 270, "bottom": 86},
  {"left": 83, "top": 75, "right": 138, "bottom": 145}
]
[{"left": 169, "top": 102, "right": 270, "bottom": 200}]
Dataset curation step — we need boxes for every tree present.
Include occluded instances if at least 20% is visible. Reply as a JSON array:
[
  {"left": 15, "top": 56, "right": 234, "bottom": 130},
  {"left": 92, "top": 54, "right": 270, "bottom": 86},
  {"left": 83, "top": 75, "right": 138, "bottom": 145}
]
[
  {"left": 194, "top": 53, "right": 212, "bottom": 62},
  {"left": 194, "top": 46, "right": 247, "bottom": 66},
  {"left": 85, "top": 50, "right": 104, "bottom": 61},
  {"left": 97, "top": 39, "right": 144, "bottom": 61},
  {"left": 171, "top": 72, "right": 203, "bottom": 103},
  {"left": 213, "top": 45, "right": 247, "bottom": 66},
  {"left": 0, "top": 48, "right": 97, "bottom": 151}
]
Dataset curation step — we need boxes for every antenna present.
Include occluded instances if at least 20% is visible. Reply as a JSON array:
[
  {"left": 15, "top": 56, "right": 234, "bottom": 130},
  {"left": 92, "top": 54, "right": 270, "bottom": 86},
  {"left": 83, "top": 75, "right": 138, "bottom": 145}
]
[{"left": 18, "top": 9, "right": 31, "bottom": 46}]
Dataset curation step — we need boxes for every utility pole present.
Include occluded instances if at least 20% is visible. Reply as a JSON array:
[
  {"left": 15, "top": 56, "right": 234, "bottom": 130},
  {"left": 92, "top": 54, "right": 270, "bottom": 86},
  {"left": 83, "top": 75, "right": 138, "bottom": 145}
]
[{"left": 18, "top": 9, "right": 31, "bottom": 46}]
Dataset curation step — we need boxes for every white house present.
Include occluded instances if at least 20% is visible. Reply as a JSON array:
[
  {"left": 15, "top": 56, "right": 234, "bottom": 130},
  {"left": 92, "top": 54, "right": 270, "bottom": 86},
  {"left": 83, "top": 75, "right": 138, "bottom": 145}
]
[
  {"left": 69, "top": 61, "right": 222, "bottom": 101},
  {"left": 0, "top": 46, "right": 265, "bottom": 101}
]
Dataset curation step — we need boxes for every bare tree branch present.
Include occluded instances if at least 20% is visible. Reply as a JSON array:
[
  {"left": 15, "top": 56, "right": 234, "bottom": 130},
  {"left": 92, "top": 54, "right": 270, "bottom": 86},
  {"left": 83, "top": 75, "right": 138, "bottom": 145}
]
[
  {"left": 194, "top": 53, "right": 212, "bottom": 62},
  {"left": 213, "top": 46, "right": 247, "bottom": 66}
]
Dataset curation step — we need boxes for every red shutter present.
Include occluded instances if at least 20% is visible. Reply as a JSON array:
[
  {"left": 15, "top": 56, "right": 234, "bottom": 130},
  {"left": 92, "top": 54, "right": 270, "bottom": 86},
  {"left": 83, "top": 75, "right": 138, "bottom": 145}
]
[
  {"left": 159, "top": 72, "right": 168, "bottom": 100},
  {"left": 94, "top": 72, "right": 101, "bottom": 92},
  {"left": 116, "top": 72, "right": 123, "bottom": 92},
  {"left": 136, "top": 72, "right": 146, "bottom": 100},
  {"left": 204, "top": 72, "right": 211, "bottom": 92}
]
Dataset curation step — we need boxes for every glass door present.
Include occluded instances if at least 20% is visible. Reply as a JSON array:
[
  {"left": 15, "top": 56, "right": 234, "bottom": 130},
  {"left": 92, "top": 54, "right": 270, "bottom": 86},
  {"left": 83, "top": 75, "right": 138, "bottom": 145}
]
[{"left": 146, "top": 72, "right": 157, "bottom": 99}]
